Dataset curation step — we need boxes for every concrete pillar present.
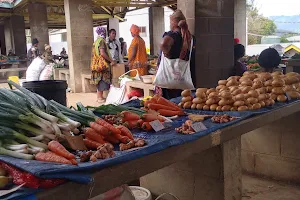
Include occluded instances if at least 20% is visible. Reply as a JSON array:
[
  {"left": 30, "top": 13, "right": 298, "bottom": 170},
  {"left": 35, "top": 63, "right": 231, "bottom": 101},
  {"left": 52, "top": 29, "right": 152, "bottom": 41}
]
[
  {"left": 64, "top": 0, "right": 94, "bottom": 92},
  {"left": 178, "top": 0, "right": 234, "bottom": 88},
  {"left": 234, "top": 0, "right": 247, "bottom": 46},
  {"left": 108, "top": 18, "right": 120, "bottom": 39},
  {"left": 28, "top": 3, "right": 49, "bottom": 54},
  {"left": 0, "top": 25, "right": 6, "bottom": 55},
  {"left": 149, "top": 7, "right": 165, "bottom": 56},
  {"left": 141, "top": 137, "right": 242, "bottom": 200},
  {"left": 10, "top": 16, "right": 27, "bottom": 56}
]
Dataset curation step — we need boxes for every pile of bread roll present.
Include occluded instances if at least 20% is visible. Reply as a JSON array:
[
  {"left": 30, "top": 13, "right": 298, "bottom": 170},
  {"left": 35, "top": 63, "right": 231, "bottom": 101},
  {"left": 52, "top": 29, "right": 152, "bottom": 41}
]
[{"left": 179, "top": 71, "right": 300, "bottom": 111}]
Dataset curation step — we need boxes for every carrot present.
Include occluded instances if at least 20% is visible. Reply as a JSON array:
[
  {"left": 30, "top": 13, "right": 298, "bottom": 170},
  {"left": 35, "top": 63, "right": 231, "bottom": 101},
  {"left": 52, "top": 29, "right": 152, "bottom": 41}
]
[
  {"left": 158, "top": 109, "right": 185, "bottom": 117},
  {"left": 114, "top": 135, "right": 131, "bottom": 144},
  {"left": 142, "top": 122, "right": 152, "bottom": 131},
  {"left": 96, "top": 118, "right": 121, "bottom": 136},
  {"left": 117, "top": 125, "right": 134, "bottom": 140},
  {"left": 35, "top": 152, "right": 72, "bottom": 165},
  {"left": 89, "top": 122, "right": 110, "bottom": 136},
  {"left": 104, "top": 135, "right": 119, "bottom": 144},
  {"left": 157, "top": 97, "right": 182, "bottom": 111},
  {"left": 124, "top": 120, "right": 139, "bottom": 129},
  {"left": 120, "top": 111, "right": 140, "bottom": 121},
  {"left": 142, "top": 114, "right": 165, "bottom": 122},
  {"left": 70, "top": 159, "right": 78, "bottom": 165},
  {"left": 148, "top": 103, "right": 179, "bottom": 111},
  {"left": 84, "top": 128, "right": 105, "bottom": 144},
  {"left": 144, "top": 96, "right": 158, "bottom": 108},
  {"left": 48, "top": 141, "right": 75, "bottom": 160},
  {"left": 151, "top": 94, "right": 160, "bottom": 102},
  {"left": 83, "top": 138, "right": 102, "bottom": 150},
  {"left": 137, "top": 119, "right": 144, "bottom": 128}
]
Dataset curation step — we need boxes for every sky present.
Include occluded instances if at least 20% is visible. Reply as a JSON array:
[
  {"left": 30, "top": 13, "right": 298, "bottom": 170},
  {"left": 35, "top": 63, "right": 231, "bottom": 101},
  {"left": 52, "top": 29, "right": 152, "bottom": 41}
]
[{"left": 257, "top": 0, "right": 300, "bottom": 17}]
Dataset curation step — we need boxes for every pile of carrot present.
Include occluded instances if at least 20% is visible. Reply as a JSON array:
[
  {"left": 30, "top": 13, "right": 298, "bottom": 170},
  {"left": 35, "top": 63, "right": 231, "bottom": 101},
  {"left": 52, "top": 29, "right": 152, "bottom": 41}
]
[
  {"left": 83, "top": 117, "right": 134, "bottom": 150},
  {"left": 35, "top": 141, "right": 77, "bottom": 165},
  {"left": 143, "top": 95, "right": 185, "bottom": 117}
]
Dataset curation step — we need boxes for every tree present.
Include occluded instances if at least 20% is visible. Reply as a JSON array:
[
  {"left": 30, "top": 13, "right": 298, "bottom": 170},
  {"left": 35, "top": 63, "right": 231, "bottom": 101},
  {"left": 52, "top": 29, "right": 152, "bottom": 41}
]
[{"left": 247, "top": 0, "right": 277, "bottom": 45}]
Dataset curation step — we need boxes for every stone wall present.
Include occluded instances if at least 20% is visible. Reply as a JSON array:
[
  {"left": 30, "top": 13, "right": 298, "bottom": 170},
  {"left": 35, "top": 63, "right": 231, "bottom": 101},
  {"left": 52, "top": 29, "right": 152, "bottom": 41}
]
[{"left": 242, "top": 112, "right": 300, "bottom": 183}]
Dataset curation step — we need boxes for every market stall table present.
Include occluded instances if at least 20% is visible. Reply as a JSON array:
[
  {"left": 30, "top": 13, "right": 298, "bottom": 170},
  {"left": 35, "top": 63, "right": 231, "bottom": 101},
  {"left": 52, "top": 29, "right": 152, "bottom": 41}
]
[
  {"left": 34, "top": 100, "right": 300, "bottom": 200},
  {"left": 126, "top": 80, "right": 155, "bottom": 97}
]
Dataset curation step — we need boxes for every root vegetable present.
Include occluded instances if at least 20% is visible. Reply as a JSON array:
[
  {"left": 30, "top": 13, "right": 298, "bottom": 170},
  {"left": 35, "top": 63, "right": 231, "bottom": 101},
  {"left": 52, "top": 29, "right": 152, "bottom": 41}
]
[
  {"left": 48, "top": 141, "right": 75, "bottom": 160},
  {"left": 35, "top": 152, "right": 73, "bottom": 165}
]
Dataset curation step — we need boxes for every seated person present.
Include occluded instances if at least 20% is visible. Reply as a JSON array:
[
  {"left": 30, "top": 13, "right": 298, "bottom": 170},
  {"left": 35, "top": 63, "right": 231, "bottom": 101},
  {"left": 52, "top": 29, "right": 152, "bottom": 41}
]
[
  {"left": 231, "top": 44, "right": 246, "bottom": 76},
  {"left": 258, "top": 48, "right": 281, "bottom": 73}
]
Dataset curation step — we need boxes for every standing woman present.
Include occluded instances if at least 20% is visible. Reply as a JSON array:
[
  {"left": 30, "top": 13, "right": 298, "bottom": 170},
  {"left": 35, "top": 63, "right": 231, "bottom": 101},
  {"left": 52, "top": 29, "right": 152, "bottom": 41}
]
[
  {"left": 90, "top": 27, "right": 116, "bottom": 103},
  {"left": 128, "top": 24, "right": 148, "bottom": 77},
  {"left": 155, "top": 10, "right": 195, "bottom": 99}
]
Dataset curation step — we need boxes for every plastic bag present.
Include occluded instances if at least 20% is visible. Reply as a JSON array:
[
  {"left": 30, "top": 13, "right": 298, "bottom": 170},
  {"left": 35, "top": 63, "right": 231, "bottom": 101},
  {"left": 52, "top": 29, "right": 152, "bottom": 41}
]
[
  {"left": 119, "top": 69, "right": 140, "bottom": 87},
  {"left": 105, "top": 85, "right": 128, "bottom": 105},
  {"left": 39, "top": 63, "right": 54, "bottom": 80},
  {"left": 153, "top": 39, "right": 194, "bottom": 90},
  {"left": 90, "top": 185, "right": 135, "bottom": 200},
  {"left": 26, "top": 57, "right": 46, "bottom": 81}
]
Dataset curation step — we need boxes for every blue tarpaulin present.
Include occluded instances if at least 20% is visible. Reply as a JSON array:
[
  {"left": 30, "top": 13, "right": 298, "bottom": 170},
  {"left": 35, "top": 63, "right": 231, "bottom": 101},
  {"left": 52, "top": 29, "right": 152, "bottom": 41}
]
[{"left": 2, "top": 99, "right": 300, "bottom": 199}]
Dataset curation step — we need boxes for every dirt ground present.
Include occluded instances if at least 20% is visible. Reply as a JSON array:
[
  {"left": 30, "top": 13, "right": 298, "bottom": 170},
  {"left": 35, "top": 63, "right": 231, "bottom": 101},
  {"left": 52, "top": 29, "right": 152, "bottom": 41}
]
[{"left": 243, "top": 174, "right": 300, "bottom": 200}]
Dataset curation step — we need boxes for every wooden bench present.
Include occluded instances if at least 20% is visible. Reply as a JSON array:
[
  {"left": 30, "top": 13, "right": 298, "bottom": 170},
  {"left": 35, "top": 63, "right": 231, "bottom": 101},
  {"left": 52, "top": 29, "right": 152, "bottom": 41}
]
[
  {"left": 81, "top": 73, "right": 97, "bottom": 93},
  {"left": 58, "top": 69, "right": 70, "bottom": 86},
  {"left": 125, "top": 80, "right": 155, "bottom": 97}
]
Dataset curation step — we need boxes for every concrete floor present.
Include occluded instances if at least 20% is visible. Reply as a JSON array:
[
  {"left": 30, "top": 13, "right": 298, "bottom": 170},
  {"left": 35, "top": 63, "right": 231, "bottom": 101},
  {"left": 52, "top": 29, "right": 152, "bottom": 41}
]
[{"left": 242, "top": 175, "right": 300, "bottom": 200}]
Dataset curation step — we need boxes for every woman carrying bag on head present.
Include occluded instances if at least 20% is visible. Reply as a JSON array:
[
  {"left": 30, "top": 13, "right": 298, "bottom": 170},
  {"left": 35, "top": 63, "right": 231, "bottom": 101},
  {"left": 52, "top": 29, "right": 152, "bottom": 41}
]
[
  {"left": 154, "top": 10, "right": 196, "bottom": 100},
  {"left": 90, "top": 27, "right": 117, "bottom": 103}
]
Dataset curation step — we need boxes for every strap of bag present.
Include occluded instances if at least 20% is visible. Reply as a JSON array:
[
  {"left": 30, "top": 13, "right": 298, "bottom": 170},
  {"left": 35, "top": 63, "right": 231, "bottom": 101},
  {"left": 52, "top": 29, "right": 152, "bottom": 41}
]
[
  {"left": 118, "top": 69, "right": 139, "bottom": 80},
  {"left": 188, "top": 38, "right": 194, "bottom": 62}
]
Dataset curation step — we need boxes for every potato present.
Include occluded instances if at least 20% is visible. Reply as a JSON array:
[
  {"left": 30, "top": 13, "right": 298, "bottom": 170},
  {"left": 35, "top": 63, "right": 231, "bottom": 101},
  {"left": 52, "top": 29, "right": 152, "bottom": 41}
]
[
  {"left": 238, "top": 106, "right": 248, "bottom": 111},
  {"left": 220, "top": 91, "right": 232, "bottom": 99},
  {"left": 203, "top": 105, "right": 210, "bottom": 111},
  {"left": 208, "top": 92, "right": 219, "bottom": 98},
  {"left": 243, "top": 71, "right": 254, "bottom": 76},
  {"left": 227, "top": 76, "right": 241, "bottom": 81},
  {"left": 272, "top": 87, "right": 285, "bottom": 95},
  {"left": 193, "top": 97, "right": 206, "bottom": 104},
  {"left": 222, "top": 105, "right": 231, "bottom": 111},
  {"left": 206, "top": 88, "right": 217, "bottom": 95},
  {"left": 226, "top": 79, "right": 239, "bottom": 87},
  {"left": 270, "top": 99, "right": 276, "bottom": 105},
  {"left": 258, "top": 72, "right": 272, "bottom": 80},
  {"left": 252, "top": 103, "right": 262, "bottom": 110},
  {"left": 206, "top": 98, "right": 218, "bottom": 105},
  {"left": 266, "top": 86, "right": 273, "bottom": 93},
  {"left": 197, "top": 88, "right": 208, "bottom": 93},
  {"left": 247, "top": 97, "right": 258, "bottom": 104},
  {"left": 253, "top": 77, "right": 265, "bottom": 83},
  {"left": 218, "top": 99, "right": 231, "bottom": 106},
  {"left": 272, "top": 79, "right": 285, "bottom": 87},
  {"left": 286, "top": 76, "right": 299, "bottom": 85},
  {"left": 259, "top": 101, "right": 265, "bottom": 107},
  {"left": 239, "top": 77, "right": 252, "bottom": 83},
  {"left": 258, "top": 94, "right": 267, "bottom": 101},
  {"left": 264, "top": 80, "right": 272, "bottom": 87},
  {"left": 277, "top": 95, "right": 287, "bottom": 102},
  {"left": 283, "top": 85, "right": 294, "bottom": 92},
  {"left": 183, "top": 101, "right": 192, "bottom": 109},
  {"left": 293, "top": 83, "right": 300, "bottom": 89},
  {"left": 229, "top": 86, "right": 239, "bottom": 92},
  {"left": 234, "top": 94, "right": 245, "bottom": 101},
  {"left": 246, "top": 74, "right": 257, "bottom": 80},
  {"left": 178, "top": 102, "right": 183, "bottom": 107},
  {"left": 191, "top": 103, "right": 197, "bottom": 109},
  {"left": 232, "top": 89, "right": 242, "bottom": 96},
  {"left": 196, "top": 103, "right": 205, "bottom": 110},
  {"left": 270, "top": 94, "right": 277, "bottom": 100},
  {"left": 241, "top": 86, "right": 251, "bottom": 94},
  {"left": 248, "top": 90, "right": 259, "bottom": 98},
  {"left": 210, "top": 104, "right": 218, "bottom": 111},
  {"left": 256, "top": 87, "right": 267, "bottom": 94},
  {"left": 286, "top": 72, "right": 298, "bottom": 77},
  {"left": 216, "top": 85, "right": 227, "bottom": 91},
  {"left": 231, "top": 107, "right": 238, "bottom": 111},
  {"left": 218, "top": 80, "right": 227, "bottom": 85},
  {"left": 264, "top": 99, "right": 271, "bottom": 106},
  {"left": 216, "top": 106, "right": 223, "bottom": 112},
  {"left": 286, "top": 91, "right": 300, "bottom": 99},
  {"left": 195, "top": 91, "right": 206, "bottom": 98},
  {"left": 272, "top": 71, "right": 283, "bottom": 77},
  {"left": 181, "top": 90, "right": 192, "bottom": 97},
  {"left": 182, "top": 96, "right": 193, "bottom": 103},
  {"left": 241, "top": 80, "right": 253, "bottom": 86},
  {"left": 233, "top": 100, "right": 245, "bottom": 107},
  {"left": 252, "top": 81, "right": 263, "bottom": 89},
  {"left": 244, "top": 93, "right": 251, "bottom": 99}
]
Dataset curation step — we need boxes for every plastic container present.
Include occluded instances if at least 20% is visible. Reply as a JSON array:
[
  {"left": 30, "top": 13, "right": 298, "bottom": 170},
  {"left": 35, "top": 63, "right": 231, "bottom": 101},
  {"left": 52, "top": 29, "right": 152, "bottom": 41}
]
[
  {"left": 141, "top": 75, "right": 155, "bottom": 84},
  {"left": 8, "top": 76, "right": 20, "bottom": 85},
  {"left": 22, "top": 80, "right": 68, "bottom": 106},
  {"left": 129, "top": 186, "right": 152, "bottom": 200}
]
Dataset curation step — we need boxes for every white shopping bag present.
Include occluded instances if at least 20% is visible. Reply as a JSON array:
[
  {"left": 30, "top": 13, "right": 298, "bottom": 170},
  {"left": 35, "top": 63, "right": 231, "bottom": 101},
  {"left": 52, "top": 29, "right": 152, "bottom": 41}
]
[{"left": 153, "top": 39, "right": 194, "bottom": 90}]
